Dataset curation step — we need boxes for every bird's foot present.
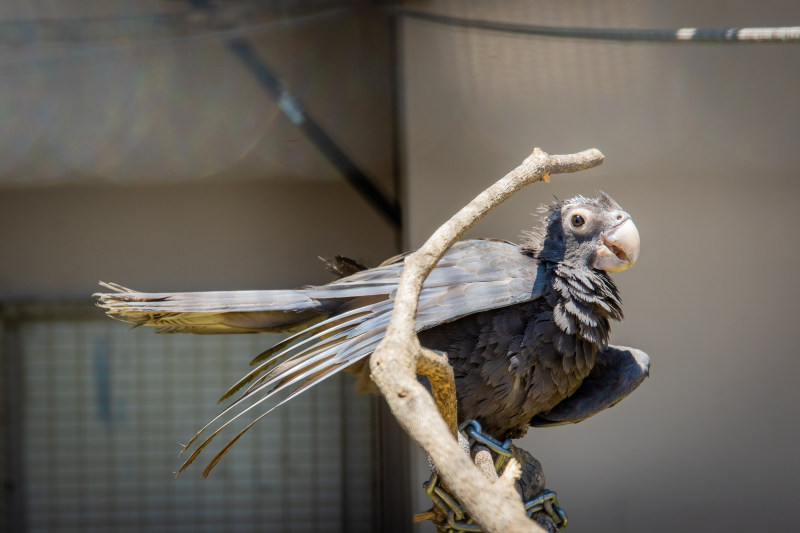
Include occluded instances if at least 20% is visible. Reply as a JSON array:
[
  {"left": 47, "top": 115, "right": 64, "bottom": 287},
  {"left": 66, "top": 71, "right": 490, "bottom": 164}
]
[{"left": 419, "top": 420, "right": 568, "bottom": 531}]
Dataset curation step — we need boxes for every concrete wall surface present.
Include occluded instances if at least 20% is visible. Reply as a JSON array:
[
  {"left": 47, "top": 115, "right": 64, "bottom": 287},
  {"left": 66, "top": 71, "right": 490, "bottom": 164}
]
[{"left": 401, "top": 1, "right": 800, "bottom": 531}]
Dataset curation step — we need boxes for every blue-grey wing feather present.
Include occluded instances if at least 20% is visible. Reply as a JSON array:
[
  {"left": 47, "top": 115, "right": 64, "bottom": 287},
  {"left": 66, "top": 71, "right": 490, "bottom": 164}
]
[{"left": 213, "top": 241, "right": 543, "bottom": 422}]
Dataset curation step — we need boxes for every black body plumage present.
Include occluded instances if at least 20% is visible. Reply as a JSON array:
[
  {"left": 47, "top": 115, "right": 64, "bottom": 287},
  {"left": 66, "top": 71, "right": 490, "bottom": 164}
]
[{"left": 420, "top": 261, "right": 621, "bottom": 439}]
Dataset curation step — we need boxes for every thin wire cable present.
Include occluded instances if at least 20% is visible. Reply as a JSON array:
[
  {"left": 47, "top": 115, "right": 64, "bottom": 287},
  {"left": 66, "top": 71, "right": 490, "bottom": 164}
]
[{"left": 395, "top": 8, "right": 800, "bottom": 43}]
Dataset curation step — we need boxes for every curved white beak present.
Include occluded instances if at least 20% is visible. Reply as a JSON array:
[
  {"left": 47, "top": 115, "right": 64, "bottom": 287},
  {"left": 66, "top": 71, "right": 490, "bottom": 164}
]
[{"left": 593, "top": 218, "right": 640, "bottom": 273}]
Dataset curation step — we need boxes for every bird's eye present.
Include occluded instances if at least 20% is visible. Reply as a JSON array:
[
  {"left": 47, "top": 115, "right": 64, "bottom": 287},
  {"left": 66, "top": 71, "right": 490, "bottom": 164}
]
[{"left": 571, "top": 214, "right": 585, "bottom": 227}]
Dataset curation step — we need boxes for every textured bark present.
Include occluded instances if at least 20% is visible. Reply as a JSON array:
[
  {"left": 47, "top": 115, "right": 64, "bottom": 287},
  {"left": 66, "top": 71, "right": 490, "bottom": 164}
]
[{"left": 368, "top": 148, "right": 605, "bottom": 532}]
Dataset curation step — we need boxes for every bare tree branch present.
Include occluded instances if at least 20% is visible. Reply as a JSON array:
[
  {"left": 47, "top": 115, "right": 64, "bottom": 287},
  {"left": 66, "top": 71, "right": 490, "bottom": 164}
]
[{"left": 368, "top": 147, "right": 605, "bottom": 532}]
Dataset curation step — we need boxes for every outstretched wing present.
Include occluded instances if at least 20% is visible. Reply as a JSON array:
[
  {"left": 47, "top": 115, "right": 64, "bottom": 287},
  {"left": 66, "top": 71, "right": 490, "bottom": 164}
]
[
  {"left": 528, "top": 345, "right": 650, "bottom": 427},
  {"left": 170, "top": 239, "right": 546, "bottom": 475}
]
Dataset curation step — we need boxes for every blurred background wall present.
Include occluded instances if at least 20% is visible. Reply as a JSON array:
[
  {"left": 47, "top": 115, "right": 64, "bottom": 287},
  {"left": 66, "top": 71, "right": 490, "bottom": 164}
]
[
  {"left": 401, "top": 2, "right": 800, "bottom": 532},
  {"left": 0, "top": 2, "right": 406, "bottom": 532},
  {"left": 1, "top": 1, "right": 799, "bottom": 532}
]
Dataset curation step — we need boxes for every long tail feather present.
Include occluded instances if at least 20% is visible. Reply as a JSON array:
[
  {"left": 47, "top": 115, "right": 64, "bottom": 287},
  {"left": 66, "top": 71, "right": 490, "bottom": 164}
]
[
  {"left": 180, "top": 293, "right": 435, "bottom": 472},
  {"left": 218, "top": 308, "right": 372, "bottom": 403},
  {"left": 181, "top": 305, "right": 392, "bottom": 472},
  {"left": 180, "top": 325, "right": 365, "bottom": 460},
  {"left": 197, "top": 360, "right": 348, "bottom": 478}
]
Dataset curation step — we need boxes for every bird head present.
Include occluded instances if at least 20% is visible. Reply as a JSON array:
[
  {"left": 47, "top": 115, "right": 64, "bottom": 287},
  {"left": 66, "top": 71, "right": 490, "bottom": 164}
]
[{"left": 523, "top": 192, "right": 640, "bottom": 273}]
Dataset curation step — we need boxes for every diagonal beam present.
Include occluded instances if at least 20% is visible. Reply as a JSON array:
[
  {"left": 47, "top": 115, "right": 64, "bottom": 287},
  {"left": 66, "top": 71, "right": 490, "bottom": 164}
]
[{"left": 227, "top": 37, "right": 401, "bottom": 229}]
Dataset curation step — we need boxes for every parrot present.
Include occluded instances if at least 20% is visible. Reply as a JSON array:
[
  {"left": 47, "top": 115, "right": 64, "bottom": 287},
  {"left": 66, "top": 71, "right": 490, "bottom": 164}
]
[{"left": 95, "top": 192, "right": 649, "bottom": 475}]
